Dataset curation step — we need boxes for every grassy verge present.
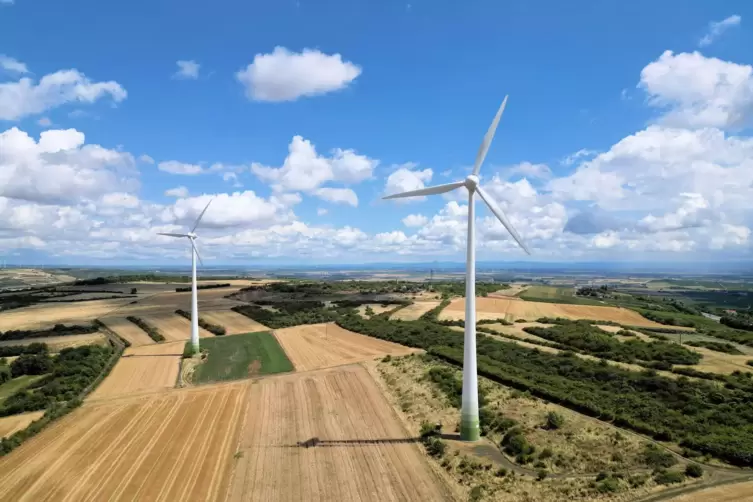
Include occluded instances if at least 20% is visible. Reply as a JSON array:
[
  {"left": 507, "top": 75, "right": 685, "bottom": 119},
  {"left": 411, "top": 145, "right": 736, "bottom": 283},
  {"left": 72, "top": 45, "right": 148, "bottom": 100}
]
[
  {"left": 188, "top": 331, "right": 293, "bottom": 384},
  {"left": 0, "top": 375, "right": 46, "bottom": 405}
]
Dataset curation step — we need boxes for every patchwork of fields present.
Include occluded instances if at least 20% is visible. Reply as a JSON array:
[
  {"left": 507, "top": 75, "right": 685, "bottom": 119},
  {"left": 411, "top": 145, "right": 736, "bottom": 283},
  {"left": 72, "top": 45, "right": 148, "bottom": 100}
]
[{"left": 141, "top": 313, "right": 214, "bottom": 341}]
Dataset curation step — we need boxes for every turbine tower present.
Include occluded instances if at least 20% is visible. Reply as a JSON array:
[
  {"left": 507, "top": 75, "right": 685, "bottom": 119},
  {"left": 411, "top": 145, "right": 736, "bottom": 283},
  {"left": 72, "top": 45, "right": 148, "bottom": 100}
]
[
  {"left": 383, "top": 96, "right": 530, "bottom": 441},
  {"left": 157, "top": 198, "right": 214, "bottom": 355}
]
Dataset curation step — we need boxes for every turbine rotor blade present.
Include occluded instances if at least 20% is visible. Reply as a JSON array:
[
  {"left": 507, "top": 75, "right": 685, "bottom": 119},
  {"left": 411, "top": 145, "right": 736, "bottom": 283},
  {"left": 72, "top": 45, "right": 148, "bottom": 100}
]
[
  {"left": 471, "top": 95, "right": 508, "bottom": 176},
  {"left": 476, "top": 185, "right": 531, "bottom": 255},
  {"left": 383, "top": 181, "right": 465, "bottom": 200},
  {"left": 191, "top": 239, "right": 204, "bottom": 266},
  {"left": 191, "top": 197, "right": 214, "bottom": 233},
  {"left": 157, "top": 232, "right": 189, "bottom": 238}
]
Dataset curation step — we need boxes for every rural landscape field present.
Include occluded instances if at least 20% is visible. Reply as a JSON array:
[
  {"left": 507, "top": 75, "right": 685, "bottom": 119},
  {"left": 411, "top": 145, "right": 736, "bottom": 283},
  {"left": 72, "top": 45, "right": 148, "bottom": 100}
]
[{"left": 0, "top": 269, "right": 752, "bottom": 501}]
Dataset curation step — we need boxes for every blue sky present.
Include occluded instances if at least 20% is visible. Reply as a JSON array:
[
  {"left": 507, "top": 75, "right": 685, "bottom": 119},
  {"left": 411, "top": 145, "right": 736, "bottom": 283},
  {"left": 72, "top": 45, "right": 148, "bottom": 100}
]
[{"left": 1, "top": 0, "right": 752, "bottom": 265}]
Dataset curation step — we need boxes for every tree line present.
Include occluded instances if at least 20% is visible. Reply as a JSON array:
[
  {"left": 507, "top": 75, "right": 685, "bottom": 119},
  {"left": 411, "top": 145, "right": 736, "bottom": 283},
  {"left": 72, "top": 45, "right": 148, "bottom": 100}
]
[
  {"left": 174, "top": 309, "right": 226, "bottom": 335},
  {"left": 175, "top": 283, "right": 231, "bottom": 292},
  {"left": 0, "top": 323, "right": 98, "bottom": 342},
  {"left": 126, "top": 316, "right": 165, "bottom": 342}
]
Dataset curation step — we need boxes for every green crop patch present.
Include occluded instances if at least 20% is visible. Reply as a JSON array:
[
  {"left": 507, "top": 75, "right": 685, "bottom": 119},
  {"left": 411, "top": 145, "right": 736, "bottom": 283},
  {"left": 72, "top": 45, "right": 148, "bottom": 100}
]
[{"left": 189, "top": 331, "right": 294, "bottom": 384}]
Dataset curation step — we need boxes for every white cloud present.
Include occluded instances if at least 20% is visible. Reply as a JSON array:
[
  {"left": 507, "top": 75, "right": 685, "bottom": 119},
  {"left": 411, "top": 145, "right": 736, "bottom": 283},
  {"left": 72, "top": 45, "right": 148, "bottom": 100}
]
[
  {"left": 236, "top": 47, "right": 362, "bottom": 102},
  {"left": 317, "top": 208, "right": 328, "bottom": 216},
  {"left": 384, "top": 165, "right": 433, "bottom": 202},
  {"left": 174, "top": 60, "right": 200, "bottom": 80},
  {"left": 164, "top": 186, "right": 189, "bottom": 198},
  {"left": 561, "top": 149, "right": 597, "bottom": 166},
  {"left": 402, "top": 214, "right": 428, "bottom": 227},
  {"left": 591, "top": 231, "right": 620, "bottom": 249},
  {"left": 138, "top": 154, "right": 154, "bottom": 164},
  {"left": 37, "top": 117, "right": 52, "bottom": 127},
  {"left": 502, "top": 161, "right": 552, "bottom": 179},
  {"left": 699, "top": 15, "right": 741, "bottom": 47},
  {"left": 0, "top": 68, "right": 127, "bottom": 120},
  {"left": 314, "top": 187, "right": 358, "bottom": 206},
  {"left": 639, "top": 51, "right": 753, "bottom": 129},
  {"left": 0, "top": 55, "right": 28, "bottom": 74},
  {"left": 158, "top": 160, "right": 203, "bottom": 175}
]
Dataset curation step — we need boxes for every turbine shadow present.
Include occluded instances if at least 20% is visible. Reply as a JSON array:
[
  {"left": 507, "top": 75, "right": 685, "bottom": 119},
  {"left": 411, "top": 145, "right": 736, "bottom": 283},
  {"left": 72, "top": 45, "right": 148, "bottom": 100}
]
[{"left": 286, "top": 437, "right": 423, "bottom": 448}]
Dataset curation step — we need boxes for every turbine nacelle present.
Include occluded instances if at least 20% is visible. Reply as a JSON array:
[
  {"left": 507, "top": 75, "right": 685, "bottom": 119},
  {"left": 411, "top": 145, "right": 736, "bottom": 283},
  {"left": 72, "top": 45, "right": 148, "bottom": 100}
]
[{"left": 464, "top": 175, "right": 480, "bottom": 191}]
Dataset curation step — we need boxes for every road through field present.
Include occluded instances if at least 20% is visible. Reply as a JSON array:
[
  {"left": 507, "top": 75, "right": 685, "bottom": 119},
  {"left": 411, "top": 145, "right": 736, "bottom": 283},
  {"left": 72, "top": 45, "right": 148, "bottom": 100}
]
[
  {"left": 0, "top": 383, "right": 248, "bottom": 501},
  {"left": 227, "top": 364, "right": 453, "bottom": 502},
  {"left": 273, "top": 323, "right": 419, "bottom": 372},
  {"left": 99, "top": 317, "right": 155, "bottom": 346},
  {"left": 88, "top": 342, "right": 183, "bottom": 400}
]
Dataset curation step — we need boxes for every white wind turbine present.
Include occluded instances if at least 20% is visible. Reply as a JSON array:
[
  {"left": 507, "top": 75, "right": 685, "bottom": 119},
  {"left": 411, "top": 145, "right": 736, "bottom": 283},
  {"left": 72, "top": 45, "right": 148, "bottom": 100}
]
[
  {"left": 383, "top": 96, "right": 531, "bottom": 441},
  {"left": 157, "top": 198, "right": 214, "bottom": 355}
]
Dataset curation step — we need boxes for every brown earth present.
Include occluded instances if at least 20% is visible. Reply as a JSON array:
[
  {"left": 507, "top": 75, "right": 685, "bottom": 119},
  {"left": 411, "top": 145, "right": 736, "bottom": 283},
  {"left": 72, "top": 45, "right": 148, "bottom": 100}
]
[
  {"left": 440, "top": 297, "right": 685, "bottom": 328},
  {"left": 0, "top": 411, "right": 45, "bottom": 439},
  {"left": 88, "top": 342, "right": 184, "bottom": 400},
  {"left": 273, "top": 323, "right": 419, "bottom": 372},
  {"left": 226, "top": 364, "right": 454, "bottom": 502},
  {"left": 140, "top": 313, "right": 214, "bottom": 342},
  {"left": 199, "top": 310, "right": 269, "bottom": 335},
  {"left": 390, "top": 301, "right": 441, "bottom": 321},
  {"left": 0, "top": 333, "right": 108, "bottom": 351},
  {"left": 665, "top": 481, "right": 753, "bottom": 501},
  {"left": 0, "top": 298, "right": 134, "bottom": 331},
  {"left": 0, "top": 382, "right": 248, "bottom": 501},
  {"left": 99, "top": 317, "right": 155, "bottom": 347}
]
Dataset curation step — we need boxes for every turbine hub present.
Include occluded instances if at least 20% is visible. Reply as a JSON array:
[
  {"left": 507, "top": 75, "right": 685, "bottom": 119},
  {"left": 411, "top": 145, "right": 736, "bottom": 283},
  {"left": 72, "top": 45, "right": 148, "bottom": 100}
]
[
  {"left": 188, "top": 232, "right": 198, "bottom": 239},
  {"left": 465, "top": 175, "right": 480, "bottom": 190}
]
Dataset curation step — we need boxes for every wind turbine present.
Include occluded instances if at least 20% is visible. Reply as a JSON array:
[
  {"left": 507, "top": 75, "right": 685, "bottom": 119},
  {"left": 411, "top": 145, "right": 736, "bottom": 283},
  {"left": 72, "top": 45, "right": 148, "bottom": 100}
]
[
  {"left": 383, "top": 96, "right": 531, "bottom": 441},
  {"left": 157, "top": 198, "right": 213, "bottom": 355}
]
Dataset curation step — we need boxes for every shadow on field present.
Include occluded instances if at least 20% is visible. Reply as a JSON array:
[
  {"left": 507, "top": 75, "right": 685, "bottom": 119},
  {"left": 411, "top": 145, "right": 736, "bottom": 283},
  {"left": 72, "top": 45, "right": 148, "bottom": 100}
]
[
  {"left": 121, "top": 353, "right": 183, "bottom": 358},
  {"left": 291, "top": 437, "right": 422, "bottom": 448}
]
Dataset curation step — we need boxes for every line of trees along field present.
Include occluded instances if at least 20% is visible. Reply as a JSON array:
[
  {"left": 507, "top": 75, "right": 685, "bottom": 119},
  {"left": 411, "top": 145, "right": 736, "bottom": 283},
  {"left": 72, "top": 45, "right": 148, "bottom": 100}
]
[
  {"left": 126, "top": 316, "right": 165, "bottom": 342},
  {"left": 337, "top": 314, "right": 753, "bottom": 467},
  {"left": 0, "top": 323, "right": 98, "bottom": 342},
  {"left": 174, "top": 283, "right": 231, "bottom": 292},
  {"left": 174, "top": 309, "right": 226, "bottom": 335}
]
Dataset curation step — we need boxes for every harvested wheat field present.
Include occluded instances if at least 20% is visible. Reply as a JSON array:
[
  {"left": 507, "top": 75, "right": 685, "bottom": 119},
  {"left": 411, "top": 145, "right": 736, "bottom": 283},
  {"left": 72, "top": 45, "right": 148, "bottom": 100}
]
[
  {"left": 0, "top": 333, "right": 108, "bottom": 351},
  {"left": 200, "top": 310, "right": 268, "bottom": 335},
  {"left": 99, "top": 317, "right": 155, "bottom": 346},
  {"left": 676, "top": 345, "right": 753, "bottom": 375},
  {"left": 227, "top": 364, "right": 453, "bottom": 502},
  {"left": 666, "top": 481, "right": 753, "bottom": 501},
  {"left": 0, "top": 382, "right": 248, "bottom": 501},
  {"left": 141, "top": 313, "right": 214, "bottom": 342},
  {"left": 390, "top": 301, "right": 440, "bottom": 321},
  {"left": 355, "top": 303, "right": 395, "bottom": 318},
  {"left": 273, "top": 323, "right": 419, "bottom": 372},
  {"left": 439, "top": 296, "right": 678, "bottom": 327},
  {"left": 0, "top": 411, "right": 44, "bottom": 439},
  {"left": 0, "top": 298, "right": 133, "bottom": 331},
  {"left": 89, "top": 342, "right": 184, "bottom": 400}
]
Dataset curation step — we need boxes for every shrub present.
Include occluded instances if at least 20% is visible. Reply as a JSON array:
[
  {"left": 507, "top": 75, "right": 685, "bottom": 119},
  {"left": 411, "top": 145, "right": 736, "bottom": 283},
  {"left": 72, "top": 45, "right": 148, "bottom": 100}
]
[
  {"left": 545, "top": 411, "right": 565, "bottom": 430},
  {"left": 10, "top": 353, "right": 53, "bottom": 377},
  {"left": 495, "top": 467, "right": 507, "bottom": 477},
  {"left": 536, "top": 469, "right": 548, "bottom": 481},
  {"left": 654, "top": 470, "right": 685, "bottom": 485},
  {"left": 130, "top": 288, "right": 137, "bottom": 294},
  {"left": 642, "top": 444, "right": 677, "bottom": 469},
  {"left": 596, "top": 477, "right": 620, "bottom": 493},
  {"left": 419, "top": 421, "right": 441, "bottom": 439},
  {"left": 685, "top": 463, "right": 703, "bottom": 478},
  {"left": 423, "top": 436, "right": 447, "bottom": 457}
]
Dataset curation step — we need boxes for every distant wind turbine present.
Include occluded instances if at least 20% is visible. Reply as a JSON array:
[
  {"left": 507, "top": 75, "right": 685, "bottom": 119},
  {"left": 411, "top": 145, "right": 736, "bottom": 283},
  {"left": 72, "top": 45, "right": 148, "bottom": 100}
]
[
  {"left": 157, "top": 198, "right": 213, "bottom": 355},
  {"left": 383, "top": 96, "right": 531, "bottom": 441}
]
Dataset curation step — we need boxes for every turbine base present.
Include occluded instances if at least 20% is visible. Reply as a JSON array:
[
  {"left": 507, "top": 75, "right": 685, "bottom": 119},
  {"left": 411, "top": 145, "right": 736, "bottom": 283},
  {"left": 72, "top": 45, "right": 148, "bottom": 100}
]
[{"left": 460, "top": 414, "right": 480, "bottom": 442}]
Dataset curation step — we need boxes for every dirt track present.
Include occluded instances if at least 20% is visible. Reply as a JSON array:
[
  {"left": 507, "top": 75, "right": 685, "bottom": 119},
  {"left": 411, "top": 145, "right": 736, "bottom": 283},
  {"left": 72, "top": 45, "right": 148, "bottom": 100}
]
[
  {"left": 0, "top": 383, "right": 248, "bottom": 501},
  {"left": 227, "top": 365, "right": 453, "bottom": 502},
  {"left": 141, "top": 313, "right": 214, "bottom": 341},
  {"left": 273, "top": 323, "right": 419, "bottom": 372},
  {"left": 89, "top": 342, "right": 184, "bottom": 400},
  {"left": 200, "top": 310, "right": 269, "bottom": 335},
  {"left": 100, "top": 317, "right": 155, "bottom": 346},
  {"left": 440, "top": 297, "right": 676, "bottom": 327},
  {"left": 0, "top": 411, "right": 44, "bottom": 438}
]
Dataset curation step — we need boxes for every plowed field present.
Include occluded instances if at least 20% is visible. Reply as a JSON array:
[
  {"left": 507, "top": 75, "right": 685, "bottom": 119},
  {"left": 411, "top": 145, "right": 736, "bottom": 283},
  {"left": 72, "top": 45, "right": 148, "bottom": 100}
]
[
  {"left": 227, "top": 365, "right": 452, "bottom": 502},
  {"left": 273, "top": 323, "right": 419, "bottom": 372},
  {"left": 200, "top": 310, "right": 268, "bottom": 335},
  {"left": 100, "top": 317, "right": 155, "bottom": 346},
  {"left": 0, "top": 411, "right": 44, "bottom": 438},
  {"left": 440, "top": 297, "right": 678, "bottom": 327},
  {"left": 141, "top": 313, "right": 214, "bottom": 341},
  {"left": 89, "top": 342, "right": 184, "bottom": 400},
  {"left": 0, "top": 383, "right": 248, "bottom": 501}
]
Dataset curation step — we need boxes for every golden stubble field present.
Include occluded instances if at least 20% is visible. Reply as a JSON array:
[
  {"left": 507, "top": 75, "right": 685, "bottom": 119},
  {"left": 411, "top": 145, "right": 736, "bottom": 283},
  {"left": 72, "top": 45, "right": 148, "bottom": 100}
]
[
  {"left": 89, "top": 342, "right": 184, "bottom": 401},
  {"left": 227, "top": 364, "right": 454, "bottom": 502},
  {"left": 200, "top": 310, "right": 269, "bottom": 335},
  {"left": 273, "top": 323, "right": 420, "bottom": 372},
  {"left": 0, "top": 411, "right": 45, "bottom": 439},
  {"left": 439, "top": 296, "right": 681, "bottom": 327},
  {"left": 0, "top": 383, "right": 248, "bottom": 501},
  {"left": 0, "top": 299, "right": 133, "bottom": 331},
  {"left": 390, "top": 301, "right": 441, "bottom": 321},
  {"left": 0, "top": 333, "right": 108, "bottom": 351},
  {"left": 99, "top": 317, "right": 155, "bottom": 346},
  {"left": 141, "top": 313, "right": 214, "bottom": 341}
]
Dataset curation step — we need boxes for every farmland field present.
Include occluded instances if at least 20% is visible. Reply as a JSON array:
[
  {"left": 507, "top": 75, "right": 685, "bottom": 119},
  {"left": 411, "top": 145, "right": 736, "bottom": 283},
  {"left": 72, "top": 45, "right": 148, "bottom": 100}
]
[
  {"left": 273, "top": 323, "right": 419, "bottom": 372},
  {"left": 0, "top": 375, "right": 47, "bottom": 405},
  {"left": 0, "top": 411, "right": 45, "bottom": 438},
  {"left": 227, "top": 364, "right": 453, "bottom": 502},
  {"left": 0, "top": 298, "right": 133, "bottom": 331},
  {"left": 99, "top": 317, "right": 155, "bottom": 346},
  {"left": 0, "top": 333, "right": 108, "bottom": 351},
  {"left": 191, "top": 331, "right": 293, "bottom": 384},
  {"left": 89, "top": 341, "right": 184, "bottom": 400},
  {"left": 0, "top": 383, "right": 247, "bottom": 501},
  {"left": 517, "top": 285, "right": 604, "bottom": 305},
  {"left": 390, "top": 301, "right": 440, "bottom": 320},
  {"left": 141, "top": 313, "right": 214, "bottom": 341},
  {"left": 199, "top": 310, "right": 269, "bottom": 335},
  {"left": 439, "top": 296, "right": 677, "bottom": 327}
]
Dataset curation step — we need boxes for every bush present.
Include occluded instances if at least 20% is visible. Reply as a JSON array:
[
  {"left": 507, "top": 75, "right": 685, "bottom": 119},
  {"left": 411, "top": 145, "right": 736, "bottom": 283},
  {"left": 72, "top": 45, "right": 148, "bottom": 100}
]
[
  {"left": 685, "top": 463, "right": 703, "bottom": 478},
  {"left": 642, "top": 445, "right": 677, "bottom": 469},
  {"left": 419, "top": 420, "right": 441, "bottom": 439},
  {"left": 596, "top": 477, "right": 620, "bottom": 493},
  {"left": 545, "top": 411, "right": 565, "bottom": 430},
  {"left": 130, "top": 288, "right": 137, "bottom": 294},
  {"left": 10, "top": 354, "right": 53, "bottom": 377},
  {"left": 654, "top": 470, "right": 685, "bottom": 485},
  {"left": 423, "top": 436, "right": 447, "bottom": 457},
  {"left": 536, "top": 469, "right": 548, "bottom": 481}
]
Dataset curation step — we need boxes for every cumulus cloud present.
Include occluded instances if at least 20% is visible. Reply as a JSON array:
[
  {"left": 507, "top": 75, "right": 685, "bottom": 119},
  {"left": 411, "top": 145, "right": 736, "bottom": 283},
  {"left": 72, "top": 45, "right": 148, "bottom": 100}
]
[
  {"left": 501, "top": 161, "right": 552, "bottom": 180},
  {"left": 0, "top": 55, "right": 28, "bottom": 74},
  {"left": 173, "top": 60, "right": 200, "bottom": 80},
  {"left": 236, "top": 47, "right": 362, "bottom": 102},
  {"left": 313, "top": 187, "right": 358, "bottom": 206},
  {"left": 164, "top": 186, "right": 189, "bottom": 198},
  {"left": 0, "top": 66, "right": 127, "bottom": 120},
  {"left": 699, "top": 15, "right": 741, "bottom": 47},
  {"left": 402, "top": 214, "right": 428, "bottom": 228},
  {"left": 639, "top": 51, "right": 753, "bottom": 129},
  {"left": 158, "top": 160, "right": 203, "bottom": 175},
  {"left": 383, "top": 165, "right": 433, "bottom": 202}
]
